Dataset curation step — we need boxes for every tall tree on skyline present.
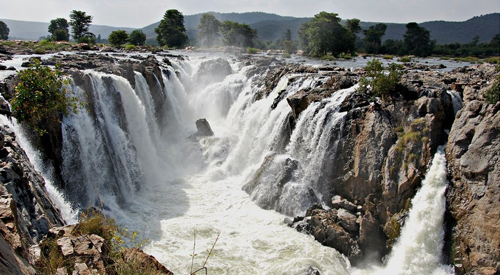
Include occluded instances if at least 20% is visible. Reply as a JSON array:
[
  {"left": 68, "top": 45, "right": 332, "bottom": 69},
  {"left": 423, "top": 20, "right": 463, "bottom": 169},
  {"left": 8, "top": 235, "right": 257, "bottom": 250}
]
[
  {"left": 69, "top": 10, "right": 93, "bottom": 42},
  {"left": 0, "top": 20, "right": 9, "bottom": 40},
  {"left": 197, "top": 13, "right": 221, "bottom": 48},
  {"left": 298, "top": 12, "right": 356, "bottom": 57},
  {"left": 404, "top": 22, "right": 433, "bottom": 56},
  {"left": 155, "top": 9, "right": 188, "bottom": 48},
  {"left": 48, "top": 18, "right": 70, "bottom": 41},
  {"left": 363, "top": 23, "right": 387, "bottom": 54}
]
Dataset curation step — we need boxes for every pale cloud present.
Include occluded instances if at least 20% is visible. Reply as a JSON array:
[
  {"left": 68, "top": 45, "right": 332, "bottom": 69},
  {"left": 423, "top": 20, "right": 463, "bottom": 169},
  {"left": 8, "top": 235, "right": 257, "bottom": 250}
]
[{"left": 0, "top": 0, "right": 498, "bottom": 27}]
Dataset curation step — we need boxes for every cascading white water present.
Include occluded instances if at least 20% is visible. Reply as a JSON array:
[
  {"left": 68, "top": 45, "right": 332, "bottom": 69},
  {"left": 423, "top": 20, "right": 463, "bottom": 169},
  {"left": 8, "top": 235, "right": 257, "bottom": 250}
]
[
  {"left": 26, "top": 53, "right": 454, "bottom": 275},
  {"left": 352, "top": 147, "right": 453, "bottom": 275},
  {"left": 447, "top": 90, "right": 463, "bottom": 115},
  {"left": 0, "top": 113, "right": 78, "bottom": 224}
]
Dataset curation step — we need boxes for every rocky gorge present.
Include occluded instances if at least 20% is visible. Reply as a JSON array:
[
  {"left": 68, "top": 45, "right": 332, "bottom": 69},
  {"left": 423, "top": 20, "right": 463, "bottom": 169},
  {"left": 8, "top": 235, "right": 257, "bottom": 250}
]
[{"left": 0, "top": 46, "right": 499, "bottom": 274}]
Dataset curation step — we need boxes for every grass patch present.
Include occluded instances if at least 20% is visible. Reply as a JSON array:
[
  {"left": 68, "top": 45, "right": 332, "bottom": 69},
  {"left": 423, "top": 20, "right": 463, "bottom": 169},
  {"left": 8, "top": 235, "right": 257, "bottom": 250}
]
[
  {"left": 339, "top": 52, "right": 352, "bottom": 59},
  {"left": 246, "top": 47, "right": 259, "bottom": 54},
  {"left": 398, "top": 56, "right": 412, "bottom": 63},
  {"left": 125, "top": 44, "right": 137, "bottom": 51},
  {"left": 383, "top": 55, "right": 395, "bottom": 60},
  {"left": 483, "top": 56, "right": 500, "bottom": 64},
  {"left": 321, "top": 55, "right": 335, "bottom": 61},
  {"left": 453, "top": 56, "right": 480, "bottom": 63}
]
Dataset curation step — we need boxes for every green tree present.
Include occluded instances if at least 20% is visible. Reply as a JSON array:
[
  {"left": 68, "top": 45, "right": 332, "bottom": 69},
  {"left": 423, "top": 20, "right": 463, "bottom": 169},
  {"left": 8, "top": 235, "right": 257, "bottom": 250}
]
[
  {"left": 358, "top": 59, "right": 403, "bottom": 100},
  {"left": 282, "top": 29, "right": 295, "bottom": 54},
  {"left": 155, "top": 9, "right": 188, "bottom": 48},
  {"left": 69, "top": 10, "right": 93, "bottom": 42},
  {"left": 197, "top": 13, "right": 221, "bottom": 48},
  {"left": 48, "top": 18, "right": 70, "bottom": 41},
  {"left": 220, "top": 21, "right": 257, "bottom": 48},
  {"left": 79, "top": 33, "right": 96, "bottom": 44},
  {"left": 0, "top": 20, "right": 9, "bottom": 40},
  {"left": 404, "top": 22, "right": 433, "bottom": 57},
  {"left": 11, "top": 59, "right": 80, "bottom": 135},
  {"left": 128, "top": 30, "right": 146, "bottom": 46},
  {"left": 345, "top": 19, "right": 361, "bottom": 35},
  {"left": 108, "top": 30, "right": 129, "bottom": 47},
  {"left": 363, "top": 23, "right": 387, "bottom": 54},
  {"left": 298, "top": 12, "right": 356, "bottom": 57}
]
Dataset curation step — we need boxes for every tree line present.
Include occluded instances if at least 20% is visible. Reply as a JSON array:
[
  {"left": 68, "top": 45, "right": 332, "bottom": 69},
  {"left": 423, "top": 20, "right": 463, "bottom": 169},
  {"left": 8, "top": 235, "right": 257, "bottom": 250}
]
[{"left": 1, "top": 9, "right": 498, "bottom": 57}]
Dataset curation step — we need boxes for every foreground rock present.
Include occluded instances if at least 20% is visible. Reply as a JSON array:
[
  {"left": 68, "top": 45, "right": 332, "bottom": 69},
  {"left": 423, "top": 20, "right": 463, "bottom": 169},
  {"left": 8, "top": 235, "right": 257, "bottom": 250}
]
[{"left": 39, "top": 224, "right": 173, "bottom": 275}]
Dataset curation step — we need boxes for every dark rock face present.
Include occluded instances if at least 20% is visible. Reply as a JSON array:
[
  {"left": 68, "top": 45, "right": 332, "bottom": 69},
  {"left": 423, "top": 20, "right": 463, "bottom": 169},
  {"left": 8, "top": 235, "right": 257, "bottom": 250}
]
[
  {"left": 445, "top": 64, "right": 500, "bottom": 275},
  {"left": 291, "top": 197, "right": 386, "bottom": 265},
  {"left": 0, "top": 123, "right": 65, "bottom": 274}
]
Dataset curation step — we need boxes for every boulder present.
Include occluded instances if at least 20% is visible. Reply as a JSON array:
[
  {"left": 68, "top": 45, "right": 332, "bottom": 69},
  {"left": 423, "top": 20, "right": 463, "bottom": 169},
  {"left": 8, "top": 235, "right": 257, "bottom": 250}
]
[{"left": 195, "top": 118, "right": 214, "bottom": 137}]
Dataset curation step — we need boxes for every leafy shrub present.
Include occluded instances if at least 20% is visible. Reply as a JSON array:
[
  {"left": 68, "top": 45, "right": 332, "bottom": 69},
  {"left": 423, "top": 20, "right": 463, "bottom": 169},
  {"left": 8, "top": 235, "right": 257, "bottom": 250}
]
[
  {"left": 484, "top": 65, "right": 500, "bottom": 103},
  {"left": 358, "top": 59, "right": 403, "bottom": 99},
  {"left": 11, "top": 59, "right": 80, "bottom": 135}
]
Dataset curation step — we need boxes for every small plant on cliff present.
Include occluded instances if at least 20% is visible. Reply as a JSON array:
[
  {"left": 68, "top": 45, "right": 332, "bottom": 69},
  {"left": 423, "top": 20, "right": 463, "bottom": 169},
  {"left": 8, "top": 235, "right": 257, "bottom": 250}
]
[
  {"left": 37, "top": 209, "right": 160, "bottom": 275},
  {"left": 358, "top": 59, "right": 403, "bottom": 99},
  {"left": 11, "top": 59, "right": 80, "bottom": 135},
  {"left": 484, "top": 65, "right": 500, "bottom": 104}
]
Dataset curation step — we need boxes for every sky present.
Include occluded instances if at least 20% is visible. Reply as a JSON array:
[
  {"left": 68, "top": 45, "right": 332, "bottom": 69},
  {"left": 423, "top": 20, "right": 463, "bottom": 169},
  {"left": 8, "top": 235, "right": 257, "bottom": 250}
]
[{"left": 0, "top": 0, "right": 499, "bottom": 28}]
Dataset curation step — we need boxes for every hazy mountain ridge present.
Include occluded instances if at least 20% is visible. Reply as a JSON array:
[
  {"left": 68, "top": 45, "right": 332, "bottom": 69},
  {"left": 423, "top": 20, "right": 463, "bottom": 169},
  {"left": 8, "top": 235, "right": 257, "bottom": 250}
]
[{"left": 2, "top": 12, "right": 498, "bottom": 45}]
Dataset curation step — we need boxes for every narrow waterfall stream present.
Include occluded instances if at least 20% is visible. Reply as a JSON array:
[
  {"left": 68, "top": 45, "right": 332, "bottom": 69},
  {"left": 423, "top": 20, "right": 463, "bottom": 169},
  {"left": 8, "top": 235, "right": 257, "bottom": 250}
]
[
  {"left": 352, "top": 147, "right": 453, "bottom": 275},
  {"left": 4, "top": 53, "right": 454, "bottom": 274}
]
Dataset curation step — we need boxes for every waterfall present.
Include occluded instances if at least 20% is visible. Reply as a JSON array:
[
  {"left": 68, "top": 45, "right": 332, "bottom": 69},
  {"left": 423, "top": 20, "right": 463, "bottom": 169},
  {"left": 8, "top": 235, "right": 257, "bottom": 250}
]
[
  {"left": 13, "top": 53, "right": 453, "bottom": 274},
  {"left": 352, "top": 146, "right": 453, "bottom": 275},
  {"left": 0, "top": 114, "right": 78, "bottom": 224},
  {"left": 447, "top": 90, "right": 463, "bottom": 115}
]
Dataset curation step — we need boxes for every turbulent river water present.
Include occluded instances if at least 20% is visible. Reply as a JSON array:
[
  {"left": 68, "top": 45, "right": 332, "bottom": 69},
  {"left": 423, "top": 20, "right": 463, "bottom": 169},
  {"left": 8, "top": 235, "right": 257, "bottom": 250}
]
[{"left": 3, "top": 52, "right": 454, "bottom": 274}]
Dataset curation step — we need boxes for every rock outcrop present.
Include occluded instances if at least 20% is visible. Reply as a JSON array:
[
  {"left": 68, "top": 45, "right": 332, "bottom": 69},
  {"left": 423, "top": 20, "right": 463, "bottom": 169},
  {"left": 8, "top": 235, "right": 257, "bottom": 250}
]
[
  {"left": 0, "top": 122, "right": 65, "bottom": 274},
  {"left": 445, "top": 64, "right": 500, "bottom": 275},
  {"left": 38, "top": 224, "right": 173, "bottom": 275},
  {"left": 269, "top": 61, "right": 499, "bottom": 268}
]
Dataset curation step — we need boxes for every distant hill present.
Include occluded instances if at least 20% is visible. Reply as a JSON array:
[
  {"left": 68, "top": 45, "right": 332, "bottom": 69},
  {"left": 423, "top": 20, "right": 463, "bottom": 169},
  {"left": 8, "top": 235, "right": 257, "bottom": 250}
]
[
  {"left": 1, "top": 18, "right": 136, "bottom": 40},
  {"left": 2, "top": 12, "right": 499, "bottom": 45}
]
